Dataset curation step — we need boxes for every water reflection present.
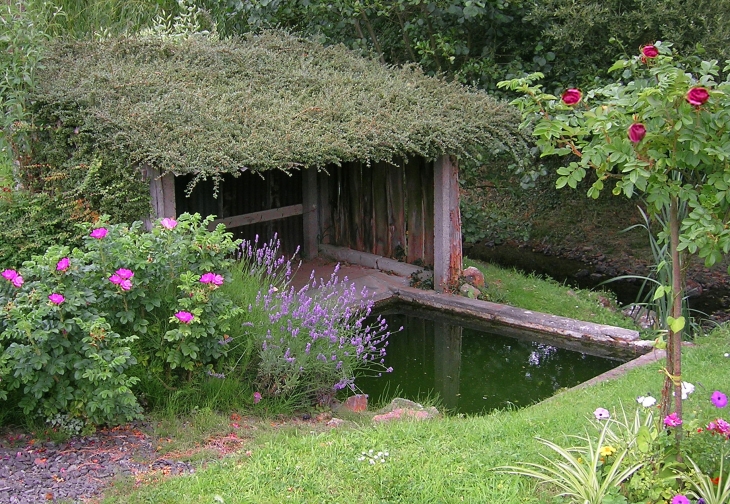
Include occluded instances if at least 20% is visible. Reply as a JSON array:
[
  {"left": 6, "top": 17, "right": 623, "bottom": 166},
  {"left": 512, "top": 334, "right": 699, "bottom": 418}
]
[{"left": 358, "top": 311, "right": 625, "bottom": 415}]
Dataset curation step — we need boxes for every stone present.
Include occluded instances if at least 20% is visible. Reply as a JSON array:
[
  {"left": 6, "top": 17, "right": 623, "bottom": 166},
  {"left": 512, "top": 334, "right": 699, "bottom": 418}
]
[
  {"left": 459, "top": 283, "right": 481, "bottom": 299},
  {"left": 340, "top": 394, "right": 368, "bottom": 413},
  {"left": 462, "top": 266, "right": 485, "bottom": 288},
  {"left": 371, "top": 398, "right": 440, "bottom": 423},
  {"left": 622, "top": 304, "right": 657, "bottom": 330},
  {"left": 326, "top": 418, "right": 347, "bottom": 428}
]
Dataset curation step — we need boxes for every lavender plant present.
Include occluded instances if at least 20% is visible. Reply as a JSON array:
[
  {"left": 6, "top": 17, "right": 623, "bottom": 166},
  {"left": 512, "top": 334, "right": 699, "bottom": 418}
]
[{"left": 236, "top": 236, "right": 396, "bottom": 402}]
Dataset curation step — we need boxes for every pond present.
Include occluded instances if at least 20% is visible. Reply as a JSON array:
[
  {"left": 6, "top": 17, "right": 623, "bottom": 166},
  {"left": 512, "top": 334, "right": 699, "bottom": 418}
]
[{"left": 358, "top": 304, "right": 629, "bottom": 415}]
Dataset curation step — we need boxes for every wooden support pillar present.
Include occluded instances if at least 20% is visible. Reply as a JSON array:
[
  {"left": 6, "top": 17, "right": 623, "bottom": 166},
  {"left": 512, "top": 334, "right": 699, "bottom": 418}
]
[
  {"left": 302, "top": 167, "right": 319, "bottom": 259},
  {"left": 146, "top": 166, "right": 176, "bottom": 229},
  {"left": 433, "top": 155, "right": 462, "bottom": 293}
]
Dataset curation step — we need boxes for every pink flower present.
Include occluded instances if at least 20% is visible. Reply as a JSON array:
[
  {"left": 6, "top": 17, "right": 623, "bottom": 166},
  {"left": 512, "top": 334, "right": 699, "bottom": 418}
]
[
  {"left": 711, "top": 391, "right": 728, "bottom": 408},
  {"left": 175, "top": 311, "right": 194, "bottom": 324},
  {"left": 120, "top": 279, "right": 132, "bottom": 291},
  {"left": 11, "top": 275, "right": 23, "bottom": 288},
  {"left": 48, "top": 293, "right": 65, "bottom": 305},
  {"left": 641, "top": 45, "right": 659, "bottom": 58},
  {"left": 687, "top": 87, "right": 709, "bottom": 106},
  {"left": 89, "top": 228, "right": 108, "bottom": 239},
  {"left": 109, "top": 274, "right": 123, "bottom": 285},
  {"left": 593, "top": 407, "right": 610, "bottom": 420},
  {"left": 2, "top": 269, "right": 18, "bottom": 281},
  {"left": 56, "top": 257, "right": 70, "bottom": 271},
  {"left": 664, "top": 412, "right": 682, "bottom": 427},
  {"left": 200, "top": 272, "right": 225, "bottom": 286},
  {"left": 115, "top": 268, "right": 134, "bottom": 280},
  {"left": 628, "top": 123, "right": 646, "bottom": 143},
  {"left": 561, "top": 88, "right": 582, "bottom": 105},
  {"left": 253, "top": 392, "right": 262, "bottom": 404},
  {"left": 160, "top": 218, "right": 177, "bottom": 230},
  {"left": 671, "top": 495, "right": 690, "bottom": 504}
]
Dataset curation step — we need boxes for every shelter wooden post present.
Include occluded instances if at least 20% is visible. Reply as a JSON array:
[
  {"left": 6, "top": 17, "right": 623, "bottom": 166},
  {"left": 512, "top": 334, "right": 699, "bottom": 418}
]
[
  {"left": 147, "top": 167, "right": 176, "bottom": 221},
  {"left": 433, "top": 155, "right": 462, "bottom": 292},
  {"left": 302, "top": 167, "right": 319, "bottom": 259}
]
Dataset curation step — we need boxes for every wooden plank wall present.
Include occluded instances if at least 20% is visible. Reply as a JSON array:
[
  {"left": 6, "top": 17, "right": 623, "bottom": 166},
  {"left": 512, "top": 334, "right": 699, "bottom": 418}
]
[{"left": 319, "top": 158, "right": 435, "bottom": 267}]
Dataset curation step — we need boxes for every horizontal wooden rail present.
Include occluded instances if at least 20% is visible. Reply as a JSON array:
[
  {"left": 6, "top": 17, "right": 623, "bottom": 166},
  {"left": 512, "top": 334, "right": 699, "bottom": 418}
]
[{"left": 208, "top": 203, "right": 303, "bottom": 230}]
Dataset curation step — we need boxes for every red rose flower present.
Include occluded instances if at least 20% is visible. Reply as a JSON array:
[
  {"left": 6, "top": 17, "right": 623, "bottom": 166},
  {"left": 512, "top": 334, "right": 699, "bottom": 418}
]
[
  {"left": 687, "top": 87, "right": 709, "bottom": 106},
  {"left": 628, "top": 123, "right": 646, "bottom": 143},
  {"left": 561, "top": 88, "right": 582, "bottom": 105},
  {"left": 641, "top": 45, "right": 659, "bottom": 58}
]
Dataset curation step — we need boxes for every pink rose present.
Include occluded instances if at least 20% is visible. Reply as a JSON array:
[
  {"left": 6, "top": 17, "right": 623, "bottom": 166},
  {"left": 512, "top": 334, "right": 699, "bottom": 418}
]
[
  {"left": 56, "top": 257, "right": 70, "bottom": 271},
  {"left": 115, "top": 268, "right": 134, "bottom": 280},
  {"left": 200, "top": 272, "right": 216, "bottom": 284},
  {"left": 90, "top": 228, "right": 108, "bottom": 239},
  {"left": 109, "top": 274, "right": 123, "bottom": 285},
  {"left": 561, "top": 88, "right": 582, "bottom": 105},
  {"left": 48, "top": 293, "right": 65, "bottom": 305},
  {"left": 11, "top": 275, "right": 23, "bottom": 288},
  {"left": 628, "top": 123, "right": 646, "bottom": 143},
  {"left": 664, "top": 412, "right": 682, "bottom": 427},
  {"left": 253, "top": 392, "right": 262, "bottom": 404},
  {"left": 175, "top": 311, "right": 194, "bottom": 324},
  {"left": 2, "top": 269, "right": 18, "bottom": 281},
  {"left": 641, "top": 45, "right": 659, "bottom": 58},
  {"left": 687, "top": 87, "right": 709, "bottom": 106},
  {"left": 120, "top": 279, "right": 132, "bottom": 291},
  {"left": 160, "top": 218, "right": 177, "bottom": 230}
]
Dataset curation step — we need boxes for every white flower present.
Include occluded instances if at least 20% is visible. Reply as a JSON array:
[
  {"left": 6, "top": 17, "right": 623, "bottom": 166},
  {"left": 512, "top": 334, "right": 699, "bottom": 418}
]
[
  {"left": 594, "top": 407, "right": 610, "bottom": 420},
  {"left": 637, "top": 395, "right": 656, "bottom": 408},
  {"left": 673, "top": 381, "right": 695, "bottom": 400}
]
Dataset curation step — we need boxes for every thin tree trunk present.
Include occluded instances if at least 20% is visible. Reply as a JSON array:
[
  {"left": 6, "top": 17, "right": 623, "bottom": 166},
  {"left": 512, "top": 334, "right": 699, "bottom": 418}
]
[{"left": 665, "top": 196, "right": 684, "bottom": 443}]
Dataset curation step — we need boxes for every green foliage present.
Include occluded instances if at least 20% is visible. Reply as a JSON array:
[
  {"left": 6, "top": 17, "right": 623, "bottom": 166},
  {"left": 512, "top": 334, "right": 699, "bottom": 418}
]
[
  {"left": 494, "top": 419, "right": 645, "bottom": 503},
  {"left": 0, "top": 190, "right": 90, "bottom": 269},
  {"left": 28, "top": 31, "right": 528, "bottom": 189},
  {"left": 0, "top": 213, "right": 242, "bottom": 426}
]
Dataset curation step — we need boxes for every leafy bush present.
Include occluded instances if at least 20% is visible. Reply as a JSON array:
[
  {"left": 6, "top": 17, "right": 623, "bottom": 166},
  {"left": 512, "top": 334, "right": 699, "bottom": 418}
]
[{"left": 0, "top": 213, "right": 242, "bottom": 426}]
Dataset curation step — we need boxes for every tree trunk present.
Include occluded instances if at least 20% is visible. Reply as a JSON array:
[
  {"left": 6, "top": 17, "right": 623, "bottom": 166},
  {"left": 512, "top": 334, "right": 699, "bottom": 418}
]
[{"left": 661, "top": 196, "right": 684, "bottom": 441}]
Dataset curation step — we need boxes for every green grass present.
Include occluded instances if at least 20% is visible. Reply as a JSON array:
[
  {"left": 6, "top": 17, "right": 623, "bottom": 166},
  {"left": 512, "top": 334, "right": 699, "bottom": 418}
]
[
  {"left": 464, "top": 258, "right": 639, "bottom": 330},
  {"left": 100, "top": 329, "right": 730, "bottom": 504},
  {"left": 0, "top": 155, "right": 12, "bottom": 188}
]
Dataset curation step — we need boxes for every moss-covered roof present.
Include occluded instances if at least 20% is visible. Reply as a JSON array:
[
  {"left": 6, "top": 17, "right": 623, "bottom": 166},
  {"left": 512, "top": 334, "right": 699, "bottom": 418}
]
[{"left": 32, "top": 31, "right": 527, "bottom": 176}]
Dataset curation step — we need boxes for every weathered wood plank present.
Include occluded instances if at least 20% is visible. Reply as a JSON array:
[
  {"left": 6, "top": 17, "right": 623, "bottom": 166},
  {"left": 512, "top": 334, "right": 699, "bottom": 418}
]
[
  {"left": 336, "top": 165, "right": 349, "bottom": 245},
  {"left": 422, "top": 159, "right": 435, "bottom": 267},
  {"left": 348, "top": 163, "right": 364, "bottom": 251},
  {"left": 318, "top": 169, "right": 334, "bottom": 245},
  {"left": 405, "top": 158, "right": 424, "bottom": 264},
  {"left": 372, "top": 162, "right": 389, "bottom": 257},
  {"left": 361, "top": 163, "right": 374, "bottom": 254},
  {"left": 433, "top": 155, "right": 462, "bottom": 292},
  {"left": 387, "top": 162, "right": 406, "bottom": 259},
  {"left": 302, "top": 168, "right": 319, "bottom": 259},
  {"left": 209, "top": 204, "right": 303, "bottom": 230}
]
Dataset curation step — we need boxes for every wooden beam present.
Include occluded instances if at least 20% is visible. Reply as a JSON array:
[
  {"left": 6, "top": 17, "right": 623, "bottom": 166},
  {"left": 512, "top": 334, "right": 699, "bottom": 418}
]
[
  {"left": 433, "top": 155, "right": 462, "bottom": 292},
  {"left": 302, "top": 168, "right": 319, "bottom": 259},
  {"left": 208, "top": 204, "right": 303, "bottom": 230}
]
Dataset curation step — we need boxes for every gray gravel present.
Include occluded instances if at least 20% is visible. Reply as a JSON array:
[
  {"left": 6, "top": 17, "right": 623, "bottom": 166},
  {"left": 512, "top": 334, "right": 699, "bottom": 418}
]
[{"left": 0, "top": 424, "right": 194, "bottom": 503}]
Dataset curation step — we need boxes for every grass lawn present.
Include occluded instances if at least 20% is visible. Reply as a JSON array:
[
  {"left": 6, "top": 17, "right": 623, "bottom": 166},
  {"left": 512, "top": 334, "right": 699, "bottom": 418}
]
[
  {"left": 101, "top": 330, "right": 730, "bottom": 503},
  {"left": 464, "top": 257, "right": 639, "bottom": 331}
]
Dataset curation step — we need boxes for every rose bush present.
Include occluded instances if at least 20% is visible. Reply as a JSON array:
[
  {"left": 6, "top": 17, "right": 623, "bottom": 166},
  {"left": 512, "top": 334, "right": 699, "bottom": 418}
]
[{"left": 0, "top": 213, "right": 242, "bottom": 426}]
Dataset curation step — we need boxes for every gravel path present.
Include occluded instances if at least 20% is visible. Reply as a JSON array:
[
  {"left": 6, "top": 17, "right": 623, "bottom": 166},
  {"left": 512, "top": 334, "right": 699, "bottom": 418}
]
[{"left": 0, "top": 424, "right": 193, "bottom": 504}]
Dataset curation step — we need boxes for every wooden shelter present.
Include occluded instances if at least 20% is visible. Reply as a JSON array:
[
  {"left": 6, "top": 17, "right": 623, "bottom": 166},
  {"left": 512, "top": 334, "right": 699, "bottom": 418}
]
[{"left": 31, "top": 31, "right": 528, "bottom": 292}]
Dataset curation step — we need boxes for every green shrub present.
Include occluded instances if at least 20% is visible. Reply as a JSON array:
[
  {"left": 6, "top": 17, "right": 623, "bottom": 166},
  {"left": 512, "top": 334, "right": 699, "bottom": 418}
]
[{"left": 0, "top": 213, "right": 242, "bottom": 427}]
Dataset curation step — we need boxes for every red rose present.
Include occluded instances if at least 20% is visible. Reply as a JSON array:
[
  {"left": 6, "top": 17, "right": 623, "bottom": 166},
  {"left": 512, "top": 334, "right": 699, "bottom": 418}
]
[
  {"left": 628, "top": 123, "right": 646, "bottom": 143},
  {"left": 687, "top": 87, "right": 709, "bottom": 106},
  {"left": 561, "top": 88, "right": 582, "bottom": 105},
  {"left": 641, "top": 45, "right": 659, "bottom": 58}
]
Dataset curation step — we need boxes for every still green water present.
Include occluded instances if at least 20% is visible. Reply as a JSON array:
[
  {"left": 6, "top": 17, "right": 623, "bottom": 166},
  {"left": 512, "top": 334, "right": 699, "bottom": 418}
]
[{"left": 359, "top": 309, "right": 626, "bottom": 415}]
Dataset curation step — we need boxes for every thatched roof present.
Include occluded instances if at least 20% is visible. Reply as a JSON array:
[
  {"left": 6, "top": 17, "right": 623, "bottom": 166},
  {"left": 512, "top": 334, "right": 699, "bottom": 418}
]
[{"left": 31, "top": 31, "right": 527, "bottom": 178}]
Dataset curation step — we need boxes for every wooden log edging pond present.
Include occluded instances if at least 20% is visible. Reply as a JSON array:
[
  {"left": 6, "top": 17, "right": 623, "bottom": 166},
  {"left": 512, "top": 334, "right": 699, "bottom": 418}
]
[{"left": 317, "top": 244, "right": 652, "bottom": 360}]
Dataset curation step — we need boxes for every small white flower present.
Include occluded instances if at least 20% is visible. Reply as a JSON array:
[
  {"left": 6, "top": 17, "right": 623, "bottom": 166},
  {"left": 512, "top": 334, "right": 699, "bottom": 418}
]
[
  {"left": 594, "top": 407, "right": 610, "bottom": 420},
  {"left": 673, "top": 381, "right": 695, "bottom": 400},
  {"left": 637, "top": 395, "right": 656, "bottom": 408},
  {"left": 369, "top": 459, "right": 375, "bottom": 465},
  {"left": 724, "top": 353, "right": 729, "bottom": 358}
]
